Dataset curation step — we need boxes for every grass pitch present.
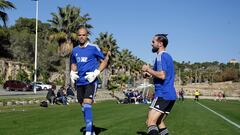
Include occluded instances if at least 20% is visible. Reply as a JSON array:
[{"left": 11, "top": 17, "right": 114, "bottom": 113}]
[{"left": 0, "top": 99, "right": 239, "bottom": 135}]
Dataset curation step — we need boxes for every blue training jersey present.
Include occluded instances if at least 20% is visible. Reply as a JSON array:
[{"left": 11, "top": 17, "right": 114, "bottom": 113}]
[
  {"left": 153, "top": 51, "right": 177, "bottom": 100},
  {"left": 71, "top": 42, "right": 105, "bottom": 85}
]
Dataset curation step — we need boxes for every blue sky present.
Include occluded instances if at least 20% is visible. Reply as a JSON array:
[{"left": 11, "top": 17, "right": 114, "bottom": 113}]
[{"left": 6, "top": 0, "right": 240, "bottom": 64}]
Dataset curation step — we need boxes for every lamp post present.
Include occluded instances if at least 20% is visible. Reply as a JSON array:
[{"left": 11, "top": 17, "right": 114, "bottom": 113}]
[{"left": 33, "top": 0, "right": 38, "bottom": 94}]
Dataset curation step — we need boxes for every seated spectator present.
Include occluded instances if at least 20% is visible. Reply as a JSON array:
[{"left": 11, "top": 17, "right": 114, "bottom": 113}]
[
  {"left": 56, "top": 86, "right": 67, "bottom": 105},
  {"left": 131, "top": 90, "right": 139, "bottom": 104},
  {"left": 46, "top": 88, "right": 56, "bottom": 105},
  {"left": 137, "top": 91, "right": 144, "bottom": 103},
  {"left": 123, "top": 89, "right": 132, "bottom": 103},
  {"left": 66, "top": 85, "right": 75, "bottom": 102}
]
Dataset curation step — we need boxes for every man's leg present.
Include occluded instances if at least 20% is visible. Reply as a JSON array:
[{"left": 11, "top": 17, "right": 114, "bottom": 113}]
[
  {"left": 157, "top": 114, "right": 169, "bottom": 135},
  {"left": 76, "top": 85, "right": 88, "bottom": 134},
  {"left": 147, "top": 109, "right": 162, "bottom": 135},
  {"left": 62, "top": 96, "right": 67, "bottom": 105},
  {"left": 50, "top": 96, "right": 54, "bottom": 104},
  {"left": 83, "top": 99, "right": 93, "bottom": 135},
  {"left": 83, "top": 83, "right": 97, "bottom": 135}
]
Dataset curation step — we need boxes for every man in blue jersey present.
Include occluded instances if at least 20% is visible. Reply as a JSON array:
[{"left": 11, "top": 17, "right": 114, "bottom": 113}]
[
  {"left": 142, "top": 34, "right": 176, "bottom": 135},
  {"left": 70, "top": 26, "right": 110, "bottom": 135}
]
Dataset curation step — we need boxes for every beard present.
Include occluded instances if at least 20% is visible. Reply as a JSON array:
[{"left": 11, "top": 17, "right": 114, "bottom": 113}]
[
  {"left": 152, "top": 47, "right": 159, "bottom": 53},
  {"left": 79, "top": 42, "right": 85, "bottom": 46},
  {"left": 79, "top": 40, "right": 85, "bottom": 46}
]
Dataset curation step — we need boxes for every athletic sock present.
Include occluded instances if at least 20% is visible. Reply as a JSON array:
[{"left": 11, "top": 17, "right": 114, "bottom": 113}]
[
  {"left": 81, "top": 106, "right": 85, "bottom": 116},
  {"left": 85, "top": 131, "right": 91, "bottom": 135},
  {"left": 147, "top": 125, "right": 159, "bottom": 135},
  {"left": 159, "top": 127, "right": 169, "bottom": 135},
  {"left": 83, "top": 103, "right": 93, "bottom": 133},
  {"left": 81, "top": 105, "right": 87, "bottom": 131}
]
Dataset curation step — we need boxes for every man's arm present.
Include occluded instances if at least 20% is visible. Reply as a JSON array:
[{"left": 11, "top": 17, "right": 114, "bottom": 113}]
[
  {"left": 71, "top": 63, "right": 77, "bottom": 72},
  {"left": 98, "top": 51, "right": 111, "bottom": 72},
  {"left": 142, "top": 64, "right": 166, "bottom": 80}
]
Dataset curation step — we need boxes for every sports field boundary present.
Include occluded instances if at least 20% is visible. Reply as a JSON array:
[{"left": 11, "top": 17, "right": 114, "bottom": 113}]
[
  {"left": 196, "top": 101, "right": 240, "bottom": 129},
  {"left": 184, "top": 95, "right": 240, "bottom": 100}
]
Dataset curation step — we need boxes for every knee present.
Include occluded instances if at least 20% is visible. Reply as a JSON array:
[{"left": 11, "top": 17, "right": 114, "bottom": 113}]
[
  {"left": 83, "top": 99, "right": 93, "bottom": 104},
  {"left": 147, "top": 118, "right": 157, "bottom": 126}
]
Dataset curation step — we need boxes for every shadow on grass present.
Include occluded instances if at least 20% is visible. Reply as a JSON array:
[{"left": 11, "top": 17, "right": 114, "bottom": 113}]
[
  {"left": 80, "top": 125, "right": 107, "bottom": 135},
  {"left": 136, "top": 131, "right": 147, "bottom": 135}
]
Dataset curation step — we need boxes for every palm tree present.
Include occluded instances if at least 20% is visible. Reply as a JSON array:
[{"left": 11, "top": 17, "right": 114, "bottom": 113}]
[
  {"left": 114, "top": 49, "right": 144, "bottom": 87},
  {"left": 115, "top": 49, "right": 132, "bottom": 73},
  {"left": 0, "top": 0, "right": 15, "bottom": 27},
  {"left": 94, "top": 32, "right": 119, "bottom": 88},
  {"left": 129, "top": 56, "right": 145, "bottom": 86},
  {"left": 48, "top": 5, "right": 92, "bottom": 86}
]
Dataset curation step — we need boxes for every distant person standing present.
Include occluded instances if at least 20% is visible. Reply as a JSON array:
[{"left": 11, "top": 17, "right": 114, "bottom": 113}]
[
  {"left": 70, "top": 26, "right": 110, "bottom": 135},
  {"left": 142, "top": 34, "right": 176, "bottom": 135},
  {"left": 222, "top": 92, "right": 226, "bottom": 102},
  {"left": 179, "top": 88, "right": 184, "bottom": 102},
  {"left": 194, "top": 90, "right": 200, "bottom": 101}
]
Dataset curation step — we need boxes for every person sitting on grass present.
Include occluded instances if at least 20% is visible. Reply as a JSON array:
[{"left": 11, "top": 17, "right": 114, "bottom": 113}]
[
  {"left": 56, "top": 86, "right": 67, "bottom": 105},
  {"left": 66, "top": 84, "right": 75, "bottom": 102},
  {"left": 46, "top": 88, "right": 56, "bottom": 105}
]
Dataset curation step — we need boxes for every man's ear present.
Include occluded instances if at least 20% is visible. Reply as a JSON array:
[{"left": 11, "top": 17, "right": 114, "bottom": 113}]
[{"left": 158, "top": 42, "right": 162, "bottom": 48}]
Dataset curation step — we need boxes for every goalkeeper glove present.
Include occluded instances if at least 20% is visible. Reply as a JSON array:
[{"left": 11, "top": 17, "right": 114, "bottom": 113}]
[
  {"left": 85, "top": 69, "right": 100, "bottom": 83},
  {"left": 70, "top": 70, "right": 79, "bottom": 84}
]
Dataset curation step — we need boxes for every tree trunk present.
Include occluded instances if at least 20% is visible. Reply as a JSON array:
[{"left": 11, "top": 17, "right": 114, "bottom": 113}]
[
  {"left": 102, "top": 68, "right": 108, "bottom": 89},
  {"left": 195, "top": 71, "right": 197, "bottom": 83},
  {"left": 133, "top": 77, "right": 136, "bottom": 87},
  {"left": 65, "top": 57, "right": 70, "bottom": 87}
]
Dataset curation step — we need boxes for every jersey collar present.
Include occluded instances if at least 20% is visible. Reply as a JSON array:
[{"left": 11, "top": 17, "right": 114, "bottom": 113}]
[
  {"left": 79, "top": 42, "right": 90, "bottom": 48},
  {"left": 157, "top": 50, "right": 166, "bottom": 55}
]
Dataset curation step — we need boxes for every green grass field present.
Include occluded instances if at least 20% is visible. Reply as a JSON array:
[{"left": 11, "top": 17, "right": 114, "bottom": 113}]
[{"left": 0, "top": 99, "right": 239, "bottom": 135}]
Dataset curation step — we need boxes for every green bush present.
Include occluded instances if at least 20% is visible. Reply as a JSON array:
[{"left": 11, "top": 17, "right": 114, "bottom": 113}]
[
  {"left": 0, "top": 75, "right": 4, "bottom": 84},
  {"left": 54, "top": 78, "right": 63, "bottom": 85},
  {"left": 16, "top": 69, "right": 29, "bottom": 82}
]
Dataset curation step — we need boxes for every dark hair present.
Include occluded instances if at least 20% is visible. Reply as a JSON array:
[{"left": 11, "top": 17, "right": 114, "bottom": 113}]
[{"left": 155, "top": 34, "right": 168, "bottom": 47}]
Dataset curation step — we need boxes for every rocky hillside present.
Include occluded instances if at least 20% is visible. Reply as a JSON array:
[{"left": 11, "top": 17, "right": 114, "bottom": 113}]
[{"left": 175, "top": 81, "right": 240, "bottom": 97}]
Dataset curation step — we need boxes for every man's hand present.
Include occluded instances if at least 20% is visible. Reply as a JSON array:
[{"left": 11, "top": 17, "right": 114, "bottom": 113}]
[
  {"left": 70, "top": 70, "right": 79, "bottom": 84},
  {"left": 107, "top": 51, "right": 111, "bottom": 57},
  {"left": 142, "top": 64, "right": 150, "bottom": 72},
  {"left": 85, "top": 69, "right": 100, "bottom": 83},
  {"left": 143, "top": 72, "right": 151, "bottom": 78}
]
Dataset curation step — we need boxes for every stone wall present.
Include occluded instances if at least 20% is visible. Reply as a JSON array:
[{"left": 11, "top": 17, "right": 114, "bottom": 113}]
[{"left": 0, "top": 59, "right": 31, "bottom": 81}]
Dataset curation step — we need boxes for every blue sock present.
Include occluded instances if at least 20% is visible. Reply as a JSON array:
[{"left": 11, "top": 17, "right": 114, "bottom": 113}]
[
  {"left": 81, "top": 106, "right": 85, "bottom": 121},
  {"left": 83, "top": 103, "right": 93, "bottom": 132}
]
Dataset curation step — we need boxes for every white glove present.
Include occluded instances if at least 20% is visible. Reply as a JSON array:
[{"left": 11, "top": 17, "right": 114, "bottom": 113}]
[
  {"left": 84, "top": 69, "right": 100, "bottom": 83},
  {"left": 70, "top": 70, "right": 79, "bottom": 83}
]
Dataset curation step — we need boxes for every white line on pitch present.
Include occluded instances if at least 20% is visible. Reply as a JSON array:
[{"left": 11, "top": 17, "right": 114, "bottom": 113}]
[{"left": 197, "top": 102, "right": 240, "bottom": 129}]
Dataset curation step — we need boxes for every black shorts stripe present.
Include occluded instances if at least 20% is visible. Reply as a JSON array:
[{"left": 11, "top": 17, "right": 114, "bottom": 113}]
[{"left": 150, "top": 97, "right": 175, "bottom": 114}]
